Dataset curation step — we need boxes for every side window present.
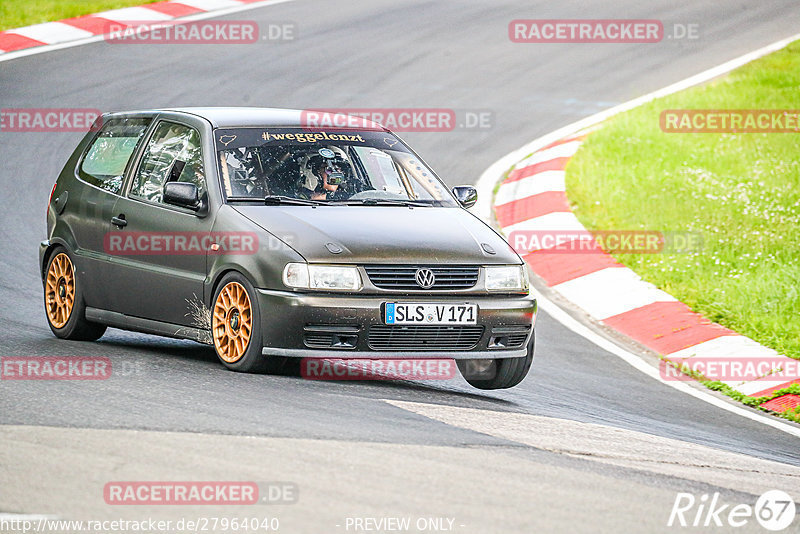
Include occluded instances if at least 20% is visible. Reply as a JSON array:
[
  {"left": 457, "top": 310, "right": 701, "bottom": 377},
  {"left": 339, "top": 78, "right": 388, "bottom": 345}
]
[
  {"left": 130, "top": 121, "right": 205, "bottom": 204},
  {"left": 79, "top": 117, "right": 151, "bottom": 194}
]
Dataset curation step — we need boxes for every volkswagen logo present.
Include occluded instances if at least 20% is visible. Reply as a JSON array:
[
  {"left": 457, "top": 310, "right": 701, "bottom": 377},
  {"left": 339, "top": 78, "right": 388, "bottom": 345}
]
[{"left": 414, "top": 268, "right": 436, "bottom": 289}]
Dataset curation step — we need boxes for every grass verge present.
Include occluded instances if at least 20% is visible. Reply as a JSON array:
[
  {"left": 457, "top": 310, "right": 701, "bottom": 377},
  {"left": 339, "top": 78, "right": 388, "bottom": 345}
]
[
  {"left": 704, "top": 383, "right": 800, "bottom": 423},
  {"left": 566, "top": 40, "right": 800, "bottom": 362},
  {"left": 660, "top": 358, "right": 800, "bottom": 423},
  {"left": 0, "top": 0, "right": 162, "bottom": 31}
]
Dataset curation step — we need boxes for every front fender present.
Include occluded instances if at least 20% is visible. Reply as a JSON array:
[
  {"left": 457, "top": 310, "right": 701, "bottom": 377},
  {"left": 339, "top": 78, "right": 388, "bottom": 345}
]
[{"left": 206, "top": 204, "right": 305, "bottom": 305}]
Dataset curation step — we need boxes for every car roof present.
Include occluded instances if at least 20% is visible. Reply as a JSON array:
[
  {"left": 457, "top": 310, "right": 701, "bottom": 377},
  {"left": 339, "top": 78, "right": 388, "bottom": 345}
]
[{"left": 113, "top": 107, "right": 388, "bottom": 131}]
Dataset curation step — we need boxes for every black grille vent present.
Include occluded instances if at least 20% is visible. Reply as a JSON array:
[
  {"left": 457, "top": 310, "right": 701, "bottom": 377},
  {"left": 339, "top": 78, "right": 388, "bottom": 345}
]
[
  {"left": 368, "top": 325, "right": 484, "bottom": 351},
  {"left": 507, "top": 332, "right": 529, "bottom": 347},
  {"left": 489, "top": 326, "right": 531, "bottom": 349},
  {"left": 364, "top": 266, "right": 479, "bottom": 291},
  {"left": 304, "top": 332, "right": 334, "bottom": 348},
  {"left": 303, "top": 325, "right": 359, "bottom": 349}
]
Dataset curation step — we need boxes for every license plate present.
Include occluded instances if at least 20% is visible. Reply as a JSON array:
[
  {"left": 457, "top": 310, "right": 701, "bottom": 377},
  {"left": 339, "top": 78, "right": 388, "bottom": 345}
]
[{"left": 385, "top": 303, "right": 477, "bottom": 325}]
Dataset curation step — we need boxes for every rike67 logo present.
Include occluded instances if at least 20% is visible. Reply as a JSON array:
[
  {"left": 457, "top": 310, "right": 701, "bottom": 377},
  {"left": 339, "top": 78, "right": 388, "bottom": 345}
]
[{"left": 668, "top": 490, "right": 796, "bottom": 530}]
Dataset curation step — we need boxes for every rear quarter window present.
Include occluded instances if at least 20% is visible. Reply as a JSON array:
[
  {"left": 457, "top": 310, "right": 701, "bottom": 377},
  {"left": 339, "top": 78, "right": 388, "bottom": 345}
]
[{"left": 79, "top": 117, "right": 151, "bottom": 194}]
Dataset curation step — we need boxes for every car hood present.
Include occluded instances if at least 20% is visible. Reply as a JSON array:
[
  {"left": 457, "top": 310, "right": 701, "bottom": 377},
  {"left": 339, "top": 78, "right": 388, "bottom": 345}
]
[{"left": 232, "top": 205, "right": 520, "bottom": 264}]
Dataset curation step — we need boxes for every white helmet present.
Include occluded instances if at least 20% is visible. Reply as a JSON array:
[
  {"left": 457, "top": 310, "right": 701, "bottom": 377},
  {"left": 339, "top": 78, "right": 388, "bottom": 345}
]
[{"left": 299, "top": 146, "right": 349, "bottom": 191}]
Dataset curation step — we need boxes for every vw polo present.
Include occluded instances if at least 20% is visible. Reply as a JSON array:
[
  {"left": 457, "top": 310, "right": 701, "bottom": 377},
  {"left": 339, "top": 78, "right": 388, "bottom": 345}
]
[{"left": 40, "top": 108, "right": 537, "bottom": 389}]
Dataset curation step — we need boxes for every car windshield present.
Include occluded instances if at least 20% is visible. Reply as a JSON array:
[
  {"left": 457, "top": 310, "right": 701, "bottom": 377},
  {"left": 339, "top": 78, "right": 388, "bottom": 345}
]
[{"left": 215, "top": 128, "right": 457, "bottom": 206}]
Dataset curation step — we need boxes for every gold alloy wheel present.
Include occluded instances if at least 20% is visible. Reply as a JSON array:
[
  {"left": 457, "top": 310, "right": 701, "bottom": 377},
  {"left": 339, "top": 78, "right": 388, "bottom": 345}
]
[
  {"left": 45, "top": 252, "right": 76, "bottom": 329},
  {"left": 212, "top": 282, "right": 253, "bottom": 363}
]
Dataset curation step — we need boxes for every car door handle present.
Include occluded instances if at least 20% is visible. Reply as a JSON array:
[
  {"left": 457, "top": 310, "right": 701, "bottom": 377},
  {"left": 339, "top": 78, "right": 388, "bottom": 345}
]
[{"left": 111, "top": 215, "right": 127, "bottom": 227}]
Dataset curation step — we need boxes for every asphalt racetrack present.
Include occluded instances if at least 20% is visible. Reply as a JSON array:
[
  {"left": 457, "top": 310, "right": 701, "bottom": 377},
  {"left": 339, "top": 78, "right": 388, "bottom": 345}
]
[{"left": 1, "top": 1, "right": 800, "bottom": 532}]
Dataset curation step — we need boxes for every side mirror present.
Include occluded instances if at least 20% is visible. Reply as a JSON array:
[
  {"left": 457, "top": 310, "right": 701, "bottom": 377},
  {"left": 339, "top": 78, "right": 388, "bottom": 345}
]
[
  {"left": 452, "top": 186, "right": 478, "bottom": 209},
  {"left": 163, "top": 181, "right": 201, "bottom": 210}
]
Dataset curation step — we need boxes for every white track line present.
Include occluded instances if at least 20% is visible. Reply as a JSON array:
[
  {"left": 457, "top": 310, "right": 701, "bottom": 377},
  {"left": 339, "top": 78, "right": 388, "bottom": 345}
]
[
  {"left": 474, "top": 32, "right": 800, "bottom": 438},
  {"left": 0, "top": 0, "right": 295, "bottom": 63}
]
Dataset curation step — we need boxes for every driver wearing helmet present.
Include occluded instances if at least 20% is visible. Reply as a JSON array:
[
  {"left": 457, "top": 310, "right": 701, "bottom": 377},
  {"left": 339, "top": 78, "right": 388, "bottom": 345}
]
[{"left": 298, "top": 146, "right": 350, "bottom": 200}]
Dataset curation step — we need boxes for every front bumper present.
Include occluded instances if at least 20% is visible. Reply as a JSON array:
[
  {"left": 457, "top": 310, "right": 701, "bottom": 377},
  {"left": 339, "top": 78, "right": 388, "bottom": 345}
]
[{"left": 255, "top": 289, "right": 537, "bottom": 359}]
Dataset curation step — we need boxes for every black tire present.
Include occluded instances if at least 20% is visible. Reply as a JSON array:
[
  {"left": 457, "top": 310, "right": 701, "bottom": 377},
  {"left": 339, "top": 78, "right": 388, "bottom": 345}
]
[
  {"left": 457, "top": 330, "right": 535, "bottom": 390},
  {"left": 43, "top": 247, "right": 107, "bottom": 341},
  {"left": 211, "top": 272, "right": 288, "bottom": 374}
]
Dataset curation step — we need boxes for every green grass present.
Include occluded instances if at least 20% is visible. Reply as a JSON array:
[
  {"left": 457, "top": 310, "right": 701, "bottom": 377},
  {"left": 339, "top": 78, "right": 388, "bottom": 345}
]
[
  {"left": 0, "top": 0, "right": 163, "bottom": 31},
  {"left": 566, "top": 40, "right": 800, "bottom": 361},
  {"left": 704, "top": 382, "right": 800, "bottom": 424}
]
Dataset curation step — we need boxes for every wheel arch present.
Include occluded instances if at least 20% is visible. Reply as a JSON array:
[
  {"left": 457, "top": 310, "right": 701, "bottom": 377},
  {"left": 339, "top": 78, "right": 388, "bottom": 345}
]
[
  {"left": 40, "top": 238, "right": 72, "bottom": 282},
  {"left": 207, "top": 267, "right": 258, "bottom": 308}
]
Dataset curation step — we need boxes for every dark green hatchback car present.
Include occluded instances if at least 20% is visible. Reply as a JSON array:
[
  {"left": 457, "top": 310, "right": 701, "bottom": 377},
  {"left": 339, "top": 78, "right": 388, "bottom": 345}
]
[{"left": 40, "top": 108, "right": 537, "bottom": 389}]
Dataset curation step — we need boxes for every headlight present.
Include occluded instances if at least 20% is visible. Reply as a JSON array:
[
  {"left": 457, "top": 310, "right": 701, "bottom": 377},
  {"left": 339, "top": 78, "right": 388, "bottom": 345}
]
[
  {"left": 485, "top": 265, "right": 529, "bottom": 292},
  {"left": 282, "top": 263, "right": 362, "bottom": 291}
]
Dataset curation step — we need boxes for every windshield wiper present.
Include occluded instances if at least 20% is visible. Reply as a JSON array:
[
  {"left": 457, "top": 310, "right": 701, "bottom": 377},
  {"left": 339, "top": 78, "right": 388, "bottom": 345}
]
[
  {"left": 342, "top": 198, "right": 429, "bottom": 207},
  {"left": 263, "top": 195, "right": 323, "bottom": 206}
]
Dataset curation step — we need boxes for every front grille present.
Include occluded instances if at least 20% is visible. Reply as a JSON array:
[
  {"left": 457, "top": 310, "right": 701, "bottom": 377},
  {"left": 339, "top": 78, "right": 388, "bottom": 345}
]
[
  {"left": 364, "top": 265, "right": 480, "bottom": 291},
  {"left": 368, "top": 325, "right": 484, "bottom": 351}
]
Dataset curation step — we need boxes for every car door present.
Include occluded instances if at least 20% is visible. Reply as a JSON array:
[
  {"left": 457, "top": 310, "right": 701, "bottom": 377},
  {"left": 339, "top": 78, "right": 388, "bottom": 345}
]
[
  {"left": 105, "top": 119, "right": 213, "bottom": 327},
  {"left": 68, "top": 116, "right": 152, "bottom": 310}
]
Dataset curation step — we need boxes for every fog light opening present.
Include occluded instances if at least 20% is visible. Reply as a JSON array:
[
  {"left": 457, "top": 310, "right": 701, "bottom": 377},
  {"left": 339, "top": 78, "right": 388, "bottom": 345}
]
[
  {"left": 332, "top": 334, "right": 358, "bottom": 348},
  {"left": 489, "top": 335, "right": 509, "bottom": 349}
]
